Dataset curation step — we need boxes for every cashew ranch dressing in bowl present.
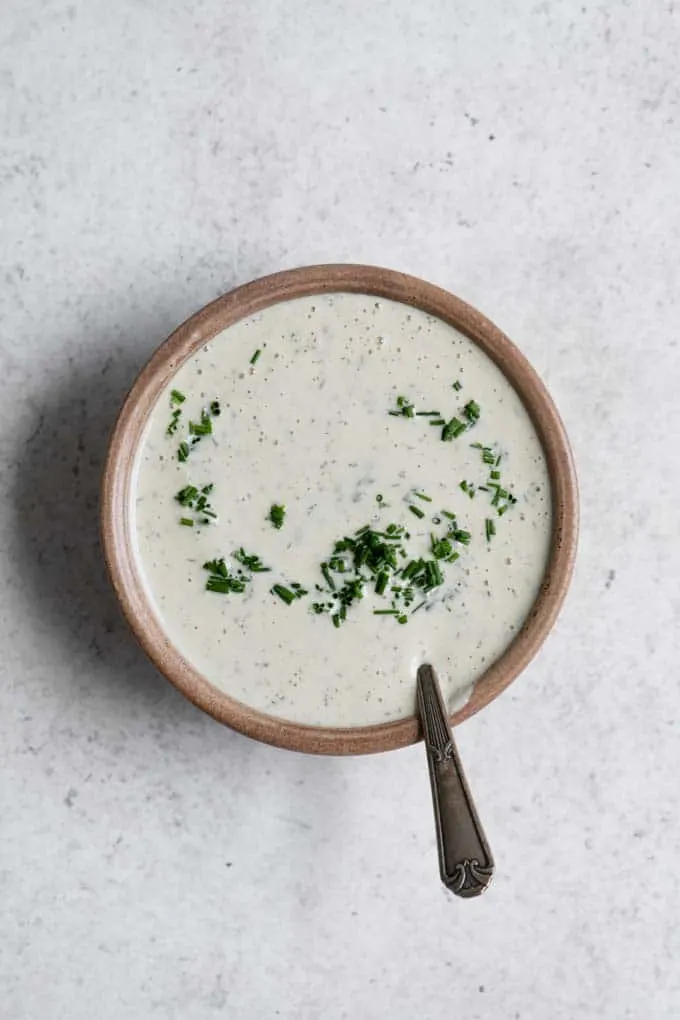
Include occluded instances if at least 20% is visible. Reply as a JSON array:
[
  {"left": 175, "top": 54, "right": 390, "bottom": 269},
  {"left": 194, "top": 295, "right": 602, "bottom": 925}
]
[{"left": 130, "top": 293, "right": 552, "bottom": 728}]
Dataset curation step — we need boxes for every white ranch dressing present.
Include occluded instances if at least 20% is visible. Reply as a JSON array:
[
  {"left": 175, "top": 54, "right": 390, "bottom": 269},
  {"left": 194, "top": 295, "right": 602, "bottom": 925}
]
[{"left": 131, "top": 294, "right": 551, "bottom": 727}]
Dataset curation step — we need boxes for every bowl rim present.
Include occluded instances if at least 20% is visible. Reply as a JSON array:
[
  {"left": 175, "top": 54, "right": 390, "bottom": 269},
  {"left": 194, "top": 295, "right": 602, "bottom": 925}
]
[{"left": 101, "top": 263, "right": 578, "bottom": 755}]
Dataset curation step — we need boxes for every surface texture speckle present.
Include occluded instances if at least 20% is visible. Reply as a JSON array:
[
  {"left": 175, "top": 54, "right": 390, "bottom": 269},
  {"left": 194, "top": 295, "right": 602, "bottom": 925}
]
[{"left": 2, "top": 1, "right": 679, "bottom": 1017}]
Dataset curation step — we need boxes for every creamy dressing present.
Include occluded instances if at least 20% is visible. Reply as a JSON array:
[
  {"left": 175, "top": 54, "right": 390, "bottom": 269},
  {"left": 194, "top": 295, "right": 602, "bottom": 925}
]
[{"left": 131, "top": 294, "right": 551, "bottom": 727}]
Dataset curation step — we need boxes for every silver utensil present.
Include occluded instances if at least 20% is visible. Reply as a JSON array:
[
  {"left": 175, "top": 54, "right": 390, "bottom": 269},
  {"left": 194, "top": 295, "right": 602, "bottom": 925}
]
[{"left": 417, "top": 664, "right": 495, "bottom": 898}]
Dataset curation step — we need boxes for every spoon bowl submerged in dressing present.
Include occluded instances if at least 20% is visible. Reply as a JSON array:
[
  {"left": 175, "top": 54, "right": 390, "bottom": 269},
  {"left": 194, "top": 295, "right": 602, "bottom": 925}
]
[{"left": 102, "top": 265, "right": 577, "bottom": 754}]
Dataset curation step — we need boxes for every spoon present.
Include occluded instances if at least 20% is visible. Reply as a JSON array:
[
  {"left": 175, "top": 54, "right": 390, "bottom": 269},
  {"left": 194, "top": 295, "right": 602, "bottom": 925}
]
[{"left": 417, "top": 664, "right": 495, "bottom": 898}]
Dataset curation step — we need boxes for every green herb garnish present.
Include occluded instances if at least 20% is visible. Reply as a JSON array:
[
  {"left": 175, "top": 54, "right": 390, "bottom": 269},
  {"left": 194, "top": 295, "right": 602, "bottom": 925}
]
[
  {"left": 431, "top": 534, "right": 453, "bottom": 560},
  {"left": 234, "top": 548, "right": 271, "bottom": 573},
  {"left": 442, "top": 416, "right": 467, "bottom": 441},
  {"left": 179, "top": 517, "right": 194, "bottom": 527},
  {"left": 452, "top": 379, "right": 462, "bottom": 391},
  {"left": 189, "top": 409, "right": 213, "bottom": 437},
  {"left": 388, "top": 395, "right": 415, "bottom": 418},
  {"left": 320, "top": 562, "right": 335, "bottom": 590},
  {"left": 268, "top": 503, "right": 286, "bottom": 529},
  {"left": 471, "top": 443, "right": 497, "bottom": 466},
  {"left": 175, "top": 398, "right": 221, "bottom": 460},
  {"left": 408, "top": 505, "right": 425, "bottom": 519},
  {"left": 272, "top": 583, "right": 305, "bottom": 605},
  {"left": 463, "top": 400, "right": 480, "bottom": 424},
  {"left": 203, "top": 558, "right": 248, "bottom": 595},
  {"left": 175, "top": 482, "right": 217, "bottom": 525},
  {"left": 250, "top": 349, "right": 262, "bottom": 365},
  {"left": 485, "top": 518, "right": 496, "bottom": 542},
  {"left": 167, "top": 409, "right": 182, "bottom": 436}
]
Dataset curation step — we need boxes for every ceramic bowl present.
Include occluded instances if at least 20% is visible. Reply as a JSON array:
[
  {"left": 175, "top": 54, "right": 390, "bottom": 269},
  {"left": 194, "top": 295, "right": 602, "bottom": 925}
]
[{"left": 101, "top": 265, "right": 578, "bottom": 754}]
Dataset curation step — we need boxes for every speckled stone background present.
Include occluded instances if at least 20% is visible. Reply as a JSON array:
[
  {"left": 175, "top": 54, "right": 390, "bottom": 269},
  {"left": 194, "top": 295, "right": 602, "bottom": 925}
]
[{"left": 1, "top": 2, "right": 679, "bottom": 1017}]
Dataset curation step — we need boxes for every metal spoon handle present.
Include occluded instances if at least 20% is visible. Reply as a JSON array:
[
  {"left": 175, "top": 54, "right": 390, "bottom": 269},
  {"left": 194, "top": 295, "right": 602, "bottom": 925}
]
[{"left": 417, "top": 664, "right": 495, "bottom": 898}]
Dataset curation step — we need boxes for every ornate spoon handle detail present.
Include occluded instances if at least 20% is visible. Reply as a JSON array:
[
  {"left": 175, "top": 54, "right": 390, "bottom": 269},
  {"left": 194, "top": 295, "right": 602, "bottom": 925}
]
[{"left": 417, "top": 664, "right": 495, "bottom": 898}]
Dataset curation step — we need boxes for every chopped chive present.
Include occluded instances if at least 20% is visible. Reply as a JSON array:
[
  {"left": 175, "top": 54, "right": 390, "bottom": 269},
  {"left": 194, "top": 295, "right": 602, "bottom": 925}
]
[
  {"left": 271, "top": 584, "right": 296, "bottom": 605},
  {"left": 441, "top": 510, "right": 457, "bottom": 521},
  {"left": 376, "top": 494, "right": 383, "bottom": 503},
  {"left": 453, "top": 530, "right": 471, "bottom": 545},
  {"left": 414, "top": 491, "right": 432, "bottom": 502},
  {"left": 179, "top": 517, "right": 194, "bottom": 527},
  {"left": 425, "top": 560, "right": 443, "bottom": 590},
  {"left": 320, "top": 562, "right": 336, "bottom": 591},
  {"left": 178, "top": 442, "right": 190, "bottom": 462},
  {"left": 373, "top": 609, "right": 399, "bottom": 616},
  {"left": 189, "top": 415, "right": 212, "bottom": 436},
  {"left": 411, "top": 600, "right": 427, "bottom": 614},
  {"left": 429, "top": 418, "right": 446, "bottom": 426},
  {"left": 463, "top": 400, "right": 481, "bottom": 424},
  {"left": 401, "top": 559, "right": 420, "bottom": 580},
  {"left": 415, "top": 411, "right": 441, "bottom": 417},
  {"left": 206, "top": 579, "right": 231, "bottom": 593},
  {"left": 203, "top": 557, "right": 228, "bottom": 577},
  {"left": 408, "top": 505, "right": 425, "bottom": 519},
  {"left": 442, "top": 417, "right": 467, "bottom": 441},
  {"left": 389, "top": 395, "right": 415, "bottom": 418},
  {"left": 332, "top": 613, "right": 341, "bottom": 628},
  {"left": 452, "top": 379, "right": 462, "bottom": 391},
  {"left": 203, "top": 557, "right": 248, "bottom": 595},
  {"left": 170, "top": 389, "right": 186, "bottom": 405},
  {"left": 210, "top": 399, "right": 221, "bottom": 416},
  {"left": 495, "top": 454, "right": 502, "bottom": 467},
  {"left": 485, "top": 518, "right": 496, "bottom": 541},
  {"left": 375, "top": 571, "right": 388, "bottom": 596},
  {"left": 175, "top": 485, "right": 199, "bottom": 505},
  {"left": 166, "top": 408, "right": 182, "bottom": 435},
  {"left": 268, "top": 503, "right": 286, "bottom": 530},
  {"left": 431, "top": 534, "right": 453, "bottom": 559},
  {"left": 490, "top": 469, "right": 501, "bottom": 480},
  {"left": 234, "top": 548, "right": 271, "bottom": 572},
  {"left": 250, "top": 348, "right": 262, "bottom": 365}
]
